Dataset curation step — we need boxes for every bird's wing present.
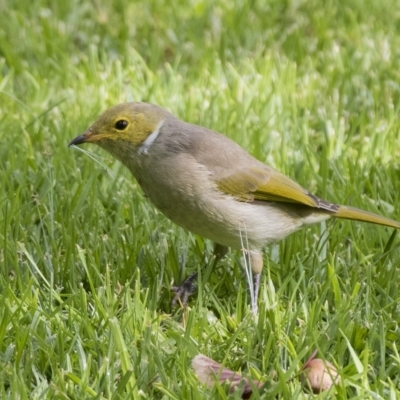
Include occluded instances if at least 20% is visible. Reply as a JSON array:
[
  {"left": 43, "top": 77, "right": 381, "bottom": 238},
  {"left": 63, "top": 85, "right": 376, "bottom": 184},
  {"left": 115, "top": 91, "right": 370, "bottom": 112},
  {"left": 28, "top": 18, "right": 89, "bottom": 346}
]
[
  {"left": 215, "top": 165, "right": 338, "bottom": 212},
  {"left": 185, "top": 124, "right": 337, "bottom": 211}
]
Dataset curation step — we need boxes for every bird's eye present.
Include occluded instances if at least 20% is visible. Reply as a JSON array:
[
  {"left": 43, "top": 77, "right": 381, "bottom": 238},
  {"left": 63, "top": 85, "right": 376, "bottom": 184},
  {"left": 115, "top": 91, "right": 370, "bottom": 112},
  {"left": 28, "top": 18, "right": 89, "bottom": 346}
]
[{"left": 115, "top": 120, "right": 128, "bottom": 130}]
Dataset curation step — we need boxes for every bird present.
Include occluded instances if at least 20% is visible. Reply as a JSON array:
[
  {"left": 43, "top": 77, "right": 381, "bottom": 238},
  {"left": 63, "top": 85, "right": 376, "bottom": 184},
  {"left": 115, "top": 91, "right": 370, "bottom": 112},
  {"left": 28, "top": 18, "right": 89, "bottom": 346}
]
[{"left": 69, "top": 102, "right": 400, "bottom": 313}]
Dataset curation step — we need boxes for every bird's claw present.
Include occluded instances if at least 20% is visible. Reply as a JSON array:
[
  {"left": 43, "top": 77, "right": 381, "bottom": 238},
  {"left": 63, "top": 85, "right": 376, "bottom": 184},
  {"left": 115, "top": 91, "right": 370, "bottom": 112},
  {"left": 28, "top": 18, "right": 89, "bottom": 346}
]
[{"left": 171, "top": 272, "right": 198, "bottom": 307}]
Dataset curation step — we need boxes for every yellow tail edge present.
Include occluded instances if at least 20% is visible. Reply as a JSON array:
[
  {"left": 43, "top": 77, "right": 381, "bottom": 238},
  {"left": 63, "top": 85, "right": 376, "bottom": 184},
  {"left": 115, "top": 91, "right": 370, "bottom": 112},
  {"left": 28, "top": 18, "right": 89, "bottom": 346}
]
[{"left": 335, "top": 205, "right": 400, "bottom": 229}]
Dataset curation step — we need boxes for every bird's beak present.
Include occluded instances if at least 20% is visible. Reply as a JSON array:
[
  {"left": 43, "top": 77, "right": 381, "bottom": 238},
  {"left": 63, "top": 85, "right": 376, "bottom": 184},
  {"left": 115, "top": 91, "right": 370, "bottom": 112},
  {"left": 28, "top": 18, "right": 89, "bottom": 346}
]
[{"left": 68, "top": 130, "right": 94, "bottom": 147}]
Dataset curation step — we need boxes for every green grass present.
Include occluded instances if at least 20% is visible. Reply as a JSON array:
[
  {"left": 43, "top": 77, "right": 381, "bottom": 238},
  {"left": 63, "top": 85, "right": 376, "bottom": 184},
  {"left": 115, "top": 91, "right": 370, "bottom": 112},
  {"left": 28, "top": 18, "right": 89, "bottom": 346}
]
[{"left": 1, "top": 0, "right": 400, "bottom": 398}]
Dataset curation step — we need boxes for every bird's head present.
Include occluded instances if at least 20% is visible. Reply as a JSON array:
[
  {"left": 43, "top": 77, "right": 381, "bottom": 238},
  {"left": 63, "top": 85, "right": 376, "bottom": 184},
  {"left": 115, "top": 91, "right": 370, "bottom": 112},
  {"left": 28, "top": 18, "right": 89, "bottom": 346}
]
[{"left": 69, "top": 102, "right": 170, "bottom": 158}]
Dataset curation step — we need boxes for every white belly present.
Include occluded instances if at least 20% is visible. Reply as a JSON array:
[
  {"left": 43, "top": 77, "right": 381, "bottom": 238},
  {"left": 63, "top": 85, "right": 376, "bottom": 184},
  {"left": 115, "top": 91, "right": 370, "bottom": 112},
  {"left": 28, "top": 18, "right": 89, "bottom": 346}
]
[{"left": 148, "top": 186, "right": 328, "bottom": 250}]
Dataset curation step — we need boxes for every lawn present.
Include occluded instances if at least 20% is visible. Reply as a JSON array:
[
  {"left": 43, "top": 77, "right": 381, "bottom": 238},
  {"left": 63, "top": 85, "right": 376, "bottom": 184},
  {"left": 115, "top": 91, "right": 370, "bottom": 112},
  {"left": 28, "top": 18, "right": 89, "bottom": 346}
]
[{"left": 1, "top": 0, "right": 400, "bottom": 398}]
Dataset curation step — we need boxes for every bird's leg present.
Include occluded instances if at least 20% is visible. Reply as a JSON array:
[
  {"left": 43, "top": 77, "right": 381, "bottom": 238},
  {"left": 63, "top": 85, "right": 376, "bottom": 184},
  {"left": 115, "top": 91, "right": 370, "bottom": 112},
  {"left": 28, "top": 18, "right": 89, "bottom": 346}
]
[
  {"left": 252, "top": 273, "right": 261, "bottom": 313},
  {"left": 171, "top": 243, "right": 228, "bottom": 307},
  {"left": 249, "top": 251, "right": 263, "bottom": 314}
]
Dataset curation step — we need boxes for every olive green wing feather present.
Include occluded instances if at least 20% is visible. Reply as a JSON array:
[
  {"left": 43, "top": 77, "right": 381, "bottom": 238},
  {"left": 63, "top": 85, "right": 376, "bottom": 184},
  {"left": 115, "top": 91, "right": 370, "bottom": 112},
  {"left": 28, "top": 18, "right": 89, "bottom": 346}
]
[{"left": 216, "top": 166, "right": 338, "bottom": 211}]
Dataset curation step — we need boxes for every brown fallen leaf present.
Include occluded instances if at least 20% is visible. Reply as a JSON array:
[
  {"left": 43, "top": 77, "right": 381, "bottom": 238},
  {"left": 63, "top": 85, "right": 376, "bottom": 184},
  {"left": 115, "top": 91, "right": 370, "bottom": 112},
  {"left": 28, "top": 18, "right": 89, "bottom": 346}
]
[{"left": 192, "top": 354, "right": 263, "bottom": 399}]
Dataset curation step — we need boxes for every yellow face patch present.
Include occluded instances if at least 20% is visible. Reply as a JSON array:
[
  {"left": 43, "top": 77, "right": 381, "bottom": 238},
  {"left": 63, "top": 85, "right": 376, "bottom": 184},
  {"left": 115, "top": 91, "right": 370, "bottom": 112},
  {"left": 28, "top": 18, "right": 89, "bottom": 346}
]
[{"left": 87, "top": 103, "right": 167, "bottom": 149}]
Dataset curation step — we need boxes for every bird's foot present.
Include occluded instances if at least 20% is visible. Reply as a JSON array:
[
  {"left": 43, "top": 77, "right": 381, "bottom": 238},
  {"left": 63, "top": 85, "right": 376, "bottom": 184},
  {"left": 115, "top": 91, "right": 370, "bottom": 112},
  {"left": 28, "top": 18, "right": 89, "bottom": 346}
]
[{"left": 171, "top": 272, "right": 198, "bottom": 307}]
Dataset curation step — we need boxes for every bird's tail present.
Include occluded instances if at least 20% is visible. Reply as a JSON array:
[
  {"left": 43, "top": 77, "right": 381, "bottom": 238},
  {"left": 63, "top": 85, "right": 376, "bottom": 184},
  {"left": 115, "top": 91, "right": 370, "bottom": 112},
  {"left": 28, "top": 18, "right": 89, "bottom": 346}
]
[{"left": 335, "top": 205, "right": 400, "bottom": 229}]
